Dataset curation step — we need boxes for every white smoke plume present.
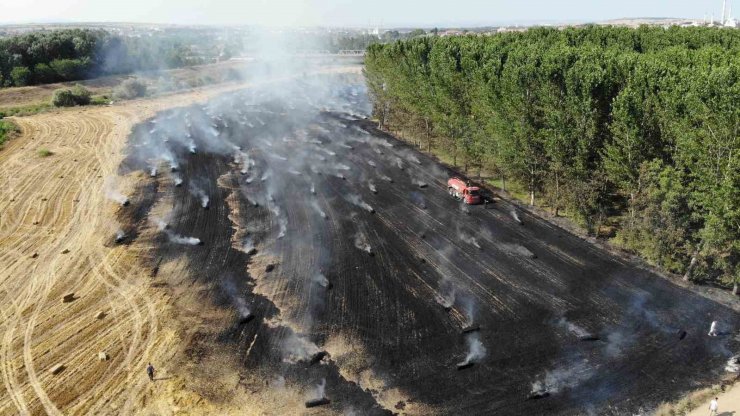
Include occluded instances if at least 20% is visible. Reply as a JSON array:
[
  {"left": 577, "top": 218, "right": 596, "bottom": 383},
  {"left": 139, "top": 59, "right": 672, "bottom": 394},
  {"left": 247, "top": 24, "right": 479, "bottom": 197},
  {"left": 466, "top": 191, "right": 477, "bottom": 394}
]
[
  {"left": 346, "top": 194, "right": 374, "bottom": 213},
  {"left": 222, "top": 279, "right": 251, "bottom": 319},
  {"left": 281, "top": 332, "right": 320, "bottom": 364},
  {"left": 312, "top": 273, "right": 331, "bottom": 288},
  {"left": 458, "top": 333, "right": 486, "bottom": 366},
  {"left": 412, "top": 178, "right": 428, "bottom": 188},
  {"left": 510, "top": 208, "right": 522, "bottom": 224},
  {"left": 354, "top": 232, "right": 373, "bottom": 255},
  {"left": 460, "top": 234, "right": 482, "bottom": 250},
  {"left": 435, "top": 278, "right": 456, "bottom": 309},
  {"left": 311, "top": 200, "right": 328, "bottom": 219},
  {"left": 311, "top": 378, "right": 327, "bottom": 400},
  {"left": 166, "top": 230, "right": 201, "bottom": 246},
  {"left": 406, "top": 153, "right": 421, "bottom": 165},
  {"left": 556, "top": 318, "right": 589, "bottom": 338},
  {"left": 104, "top": 176, "right": 129, "bottom": 206},
  {"left": 531, "top": 359, "right": 593, "bottom": 394},
  {"left": 188, "top": 181, "right": 210, "bottom": 208}
]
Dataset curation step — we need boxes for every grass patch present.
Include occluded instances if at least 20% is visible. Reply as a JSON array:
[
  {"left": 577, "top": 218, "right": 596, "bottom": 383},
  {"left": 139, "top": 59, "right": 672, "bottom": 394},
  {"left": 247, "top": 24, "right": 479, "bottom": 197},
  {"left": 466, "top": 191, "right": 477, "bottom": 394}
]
[
  {"left": 90, "top": 95, "right": 110, "bottom": 105},
  {"left": 486, "top": 177, "right": 530, "bottom": 202},
  {"left": 0, "top": 102, "right": 53, "bottom": 117},
  {"left": 0, "top": 119, "right": 19, "bottom": 148},
  {"left": 0, "top": 93, "right": 108, "bottom": 118},
  {"left": 37, "top": 148, "right": 53, "bottom": 157}
]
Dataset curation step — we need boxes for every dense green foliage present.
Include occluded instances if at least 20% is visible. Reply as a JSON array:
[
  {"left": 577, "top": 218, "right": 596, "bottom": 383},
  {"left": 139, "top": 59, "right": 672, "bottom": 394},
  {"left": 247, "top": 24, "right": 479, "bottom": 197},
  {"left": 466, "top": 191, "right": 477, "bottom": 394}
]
[
  {"left": 51, "top": 84, "right": 91, "bottom": 107},
  {"left": 365, "top": 26, "right": 739, "bottom": 289},
  {"left": 0, "top": 28, "right": 228, "bottom": 87}
]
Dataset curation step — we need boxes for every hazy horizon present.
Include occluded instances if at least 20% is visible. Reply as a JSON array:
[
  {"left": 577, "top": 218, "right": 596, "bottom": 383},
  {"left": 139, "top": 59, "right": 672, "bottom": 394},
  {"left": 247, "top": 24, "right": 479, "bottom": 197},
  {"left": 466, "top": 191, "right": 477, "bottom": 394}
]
[{"left": 1, "top": 0, "right": 735, "bottom": 28}]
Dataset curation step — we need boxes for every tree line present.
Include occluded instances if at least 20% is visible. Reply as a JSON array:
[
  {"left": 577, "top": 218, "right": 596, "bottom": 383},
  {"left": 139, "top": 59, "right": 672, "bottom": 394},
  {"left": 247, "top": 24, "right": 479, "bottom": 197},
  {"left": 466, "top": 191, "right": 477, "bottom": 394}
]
[
  {"left": 0, "top": 28, "right": 232, "bottom": 88},
  {"left": 364, "top": 26, "right": 739, "bottom": 291}
]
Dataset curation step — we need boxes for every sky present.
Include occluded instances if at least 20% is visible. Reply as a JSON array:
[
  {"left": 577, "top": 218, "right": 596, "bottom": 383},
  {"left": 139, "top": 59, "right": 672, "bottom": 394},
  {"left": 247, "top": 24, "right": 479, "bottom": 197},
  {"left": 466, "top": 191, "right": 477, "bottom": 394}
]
[{"left": 0, "top": 0, "right": 734, "bottom": 27}]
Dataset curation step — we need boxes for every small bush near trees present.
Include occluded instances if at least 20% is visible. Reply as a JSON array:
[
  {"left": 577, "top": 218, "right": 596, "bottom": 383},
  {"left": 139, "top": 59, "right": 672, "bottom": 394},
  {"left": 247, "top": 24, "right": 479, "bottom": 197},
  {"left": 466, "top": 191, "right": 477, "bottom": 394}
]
[
  {"left": 51, "top": 84, "right": 92, "bottom": 107},
  {"left": 33, "top": 63, "right": 57, "bottom": 84},
  {"left": 225, "top": 68, "right": 242, "bottom": 81},
  {"left": 10, "top": 66, "right": 32, "bottom": 87},
  {"left": 113, "top": 79, "right": 147, "bottom": 100},
  {"left": 0, "top": 119, "right": 18, "bottom": 148},
  {"left": 70, "top": 84, "right": 91, "bottom": 104},
  {"left": 52, "top": 89, "right": 76, "bottom": 107},
  {"left": 49, "top": 58, "right": 88, "bottom": 81}
]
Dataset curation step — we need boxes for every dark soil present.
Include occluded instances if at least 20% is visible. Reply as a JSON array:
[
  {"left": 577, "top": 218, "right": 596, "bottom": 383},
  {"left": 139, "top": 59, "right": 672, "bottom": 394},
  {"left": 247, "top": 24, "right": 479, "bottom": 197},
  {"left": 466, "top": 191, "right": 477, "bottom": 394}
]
[{"left": 119, "top": 76, "right": 739, "bottom": 415}]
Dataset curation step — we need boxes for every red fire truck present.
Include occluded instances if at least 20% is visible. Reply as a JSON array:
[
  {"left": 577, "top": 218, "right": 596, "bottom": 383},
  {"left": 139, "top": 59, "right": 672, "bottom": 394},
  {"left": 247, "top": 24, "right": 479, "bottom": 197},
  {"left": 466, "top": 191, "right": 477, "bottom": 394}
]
[{"left": 447, "top": 177, "right": 482, "bottom": 205}]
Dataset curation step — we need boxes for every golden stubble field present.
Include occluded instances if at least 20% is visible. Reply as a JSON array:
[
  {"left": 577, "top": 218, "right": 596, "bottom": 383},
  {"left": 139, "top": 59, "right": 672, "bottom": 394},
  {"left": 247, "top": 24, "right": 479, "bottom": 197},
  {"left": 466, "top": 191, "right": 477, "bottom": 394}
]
[{"left": 0, "top": 64, "right": 362, "bottom": 416}]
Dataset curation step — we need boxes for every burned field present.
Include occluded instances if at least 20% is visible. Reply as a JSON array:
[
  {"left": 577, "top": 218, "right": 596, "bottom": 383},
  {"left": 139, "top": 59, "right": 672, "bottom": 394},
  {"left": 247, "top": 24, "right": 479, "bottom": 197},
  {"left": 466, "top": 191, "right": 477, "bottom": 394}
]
[{"left": 118, "top": 75, "right": 738, "bottom": 415}]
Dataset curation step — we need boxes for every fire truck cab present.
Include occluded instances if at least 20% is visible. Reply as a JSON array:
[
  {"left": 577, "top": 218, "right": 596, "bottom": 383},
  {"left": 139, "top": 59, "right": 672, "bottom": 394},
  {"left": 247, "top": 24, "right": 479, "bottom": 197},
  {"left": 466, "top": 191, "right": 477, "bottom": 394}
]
[{"left": 447, "top": 177, "right": 482, "bottom": 205}]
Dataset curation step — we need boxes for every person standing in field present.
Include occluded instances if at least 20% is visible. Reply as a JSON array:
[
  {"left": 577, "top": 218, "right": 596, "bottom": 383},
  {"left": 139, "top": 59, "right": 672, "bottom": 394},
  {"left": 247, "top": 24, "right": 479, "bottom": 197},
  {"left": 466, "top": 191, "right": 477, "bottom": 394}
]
[
  {"left": 146, "top": 363, "right": 155, "bottom": 382},
  {"left": 709, "top": 397, "right": 718, "bottom": 416}
]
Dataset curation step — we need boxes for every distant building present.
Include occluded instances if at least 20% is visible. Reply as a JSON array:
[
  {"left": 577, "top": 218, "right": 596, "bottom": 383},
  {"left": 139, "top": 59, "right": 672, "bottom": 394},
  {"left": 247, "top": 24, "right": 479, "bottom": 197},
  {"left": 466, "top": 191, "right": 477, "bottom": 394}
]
[{"left": 719, "top": 0, "right": 739, "bottom": 27}]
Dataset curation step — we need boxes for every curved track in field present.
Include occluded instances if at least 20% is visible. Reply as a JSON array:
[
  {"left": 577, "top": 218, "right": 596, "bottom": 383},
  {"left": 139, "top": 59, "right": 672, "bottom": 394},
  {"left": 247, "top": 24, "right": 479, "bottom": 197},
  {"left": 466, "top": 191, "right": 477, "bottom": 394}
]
[{"left": 0, "top": 68, "right": 362, "bottom": 415}]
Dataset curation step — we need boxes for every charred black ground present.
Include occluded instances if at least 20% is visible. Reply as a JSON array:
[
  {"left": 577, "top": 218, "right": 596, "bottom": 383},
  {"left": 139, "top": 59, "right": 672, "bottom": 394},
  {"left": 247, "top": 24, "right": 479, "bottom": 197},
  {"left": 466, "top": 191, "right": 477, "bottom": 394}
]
[{"left": 119, "top": 74, "right": 739, "bottom": 415}]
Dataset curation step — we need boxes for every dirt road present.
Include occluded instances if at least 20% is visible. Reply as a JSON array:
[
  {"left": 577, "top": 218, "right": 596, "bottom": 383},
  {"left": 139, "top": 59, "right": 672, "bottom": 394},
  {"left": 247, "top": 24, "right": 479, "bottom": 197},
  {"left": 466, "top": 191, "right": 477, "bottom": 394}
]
[{"left": 687, "top": 384, "right": 740, "bottom": 416}]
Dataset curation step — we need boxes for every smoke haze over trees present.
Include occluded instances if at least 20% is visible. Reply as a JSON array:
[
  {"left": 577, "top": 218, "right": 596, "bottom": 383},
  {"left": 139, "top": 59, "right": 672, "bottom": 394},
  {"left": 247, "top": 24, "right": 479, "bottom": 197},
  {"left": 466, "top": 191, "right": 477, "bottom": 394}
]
[
  {"left": 0, "top": 26, "right": 431, "bottom": 88},
  {"left": 0, "top": 28, "right": 240, "bottom": 87},
  {"left": 364, "top": 25, "right": 739, "bottom": 292}
]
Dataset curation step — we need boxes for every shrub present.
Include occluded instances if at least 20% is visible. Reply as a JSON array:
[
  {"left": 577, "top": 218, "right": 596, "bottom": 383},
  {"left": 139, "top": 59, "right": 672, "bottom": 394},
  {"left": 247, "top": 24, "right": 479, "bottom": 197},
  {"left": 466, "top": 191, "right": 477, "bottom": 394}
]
[
  {"left": 0, "top": 120, "right": 18, "bottom": 148},
  {"left": 225, "top": 68, "right": 242, "bottom": 82},
  {"left": 33, "top": 63, "right": 57, "bottom": 84},
  {"left": 49, "top": 58, "right": 87, "bottom": 81},
  {"left": 153, "top": 76, "right": 177, "bottom": 94},
  {"left": 70, "top": 84, "right": 91, "bottom": 104},
  {"left": 90, "top": 95, "right": 110, "bottom": 105},
  {"left": 51, "top": 84, "right": 92, "bottom": 107},
  {"left": 10, "top": 66, "right": 32, "bottom": 87},
  {"left": 52, "top": 89, "right": 76, "bottom": 107},
  {"left": 113, "top": 78, "right": 147, "bottom": 100},
  {"left": 37, "top": 148, "right": 53, "bottom": 157}
]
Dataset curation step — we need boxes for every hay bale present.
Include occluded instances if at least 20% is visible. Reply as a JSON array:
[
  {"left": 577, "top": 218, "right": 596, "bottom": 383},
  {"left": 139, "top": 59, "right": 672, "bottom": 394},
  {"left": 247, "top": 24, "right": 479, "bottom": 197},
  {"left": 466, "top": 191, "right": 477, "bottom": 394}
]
[
  {"left": 461, "top": 324, "right": 480, "bottom": 334},
  {"left": 62, "top": 293, "right": 75, "bottom": 303},
  {"left": 456, "top": 362, "right": 474, "bottom": 370},
  {"left": 98, "top": 351, "right": 109, "bottom": 361},
  {"left": 61, "top": 249, "right": 70, "bottom": 254},
  {"left": 305, "top": 398, "right": 330, "bottom": 408},
  {"left": 309, "top": 351, "right": 328, "bottom": 365},
  {"left": 50, "top": 364, "right": 65, "bottom": 375},
  {"left": 95, "top": 311, "right": 106, "bottom": 319}
]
